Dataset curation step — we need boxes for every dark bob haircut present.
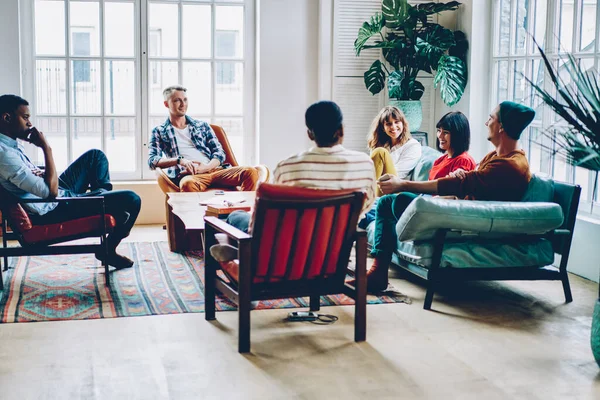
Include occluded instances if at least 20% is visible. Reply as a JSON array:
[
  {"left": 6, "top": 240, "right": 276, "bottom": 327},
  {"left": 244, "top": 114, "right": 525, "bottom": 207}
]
[{"left": 435, "top": 111, "right": 470, "bottom": 156}]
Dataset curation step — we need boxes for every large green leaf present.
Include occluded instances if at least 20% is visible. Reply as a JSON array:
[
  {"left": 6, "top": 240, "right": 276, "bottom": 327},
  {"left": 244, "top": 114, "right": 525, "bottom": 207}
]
[
  {"left": 382, "top": 0, "right": 410, "bottom": 29},
  {"left": 354, "top": 13, "right": 385, "bottom": 56},
  {"left": 387, "top": 70, "right": 405, "bottom": 99},
  {"left": 415, "top": 25, "right": 455, "bottom": 67},
  {"left": 364, "top": 60, "right": 386, "bottom": 95},
  {"left": 434, "top": 55, "right": 467, "bottom": 106},
  {"left": 416, "top": 1, "right": 461, "bottom": 16}
]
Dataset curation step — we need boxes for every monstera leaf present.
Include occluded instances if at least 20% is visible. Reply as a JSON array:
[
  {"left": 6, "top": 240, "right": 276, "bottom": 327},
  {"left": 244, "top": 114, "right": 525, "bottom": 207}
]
[
  {"left": 434, "top": 55, "right": 467, "bottom": 106},
  {"left": 415, "top": 25, "right": 456, "bottom": 68},
  {"left": 382, "top": 0, "right": 410, "bottom": 29},
  {"left": 354, "top": 13, "right": 385, "bottom": 56},
  {"left": 387, "top": 71, "right": 425, "bottom": 100},
  {"left": 365, "top": 60, "right": 387, "bottom": 95},
  {"left": 415, "top": 1, "right": 461, "bottom": 16}
]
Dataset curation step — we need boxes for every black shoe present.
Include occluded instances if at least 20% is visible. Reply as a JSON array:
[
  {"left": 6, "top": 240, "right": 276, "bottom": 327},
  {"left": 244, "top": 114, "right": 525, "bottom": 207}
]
[{"left": 95, "top": 252, "right": 134, "bottom": 269}]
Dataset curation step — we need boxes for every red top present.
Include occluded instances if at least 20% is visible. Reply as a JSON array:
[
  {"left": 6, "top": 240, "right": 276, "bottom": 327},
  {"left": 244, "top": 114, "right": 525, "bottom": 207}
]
[{"left": 428, "top": 152, "right": 477, "bottom": 180}]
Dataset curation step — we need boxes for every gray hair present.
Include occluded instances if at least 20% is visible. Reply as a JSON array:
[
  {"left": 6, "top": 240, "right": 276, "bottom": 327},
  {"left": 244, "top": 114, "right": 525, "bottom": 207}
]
[{"left": 163, "top": 85, "right": 187, "bottom": 101}]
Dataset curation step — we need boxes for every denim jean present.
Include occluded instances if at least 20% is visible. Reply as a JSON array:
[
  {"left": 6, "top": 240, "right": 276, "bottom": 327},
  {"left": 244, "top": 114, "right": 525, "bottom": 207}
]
[
  {"left": 370, "top": 192, "right": 419, "bottom": 259},
  {"left": 30, "top": 149, "right": 141, "bottom": 250},
  {"left": 226, "top": 210, "right": 251, "bottom": 233}
]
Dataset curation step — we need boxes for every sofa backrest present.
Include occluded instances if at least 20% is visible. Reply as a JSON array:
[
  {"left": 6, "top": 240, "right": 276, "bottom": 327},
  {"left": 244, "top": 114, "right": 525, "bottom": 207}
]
[{"left": 410, "top": 146, "right": 441, "bottom": 181}]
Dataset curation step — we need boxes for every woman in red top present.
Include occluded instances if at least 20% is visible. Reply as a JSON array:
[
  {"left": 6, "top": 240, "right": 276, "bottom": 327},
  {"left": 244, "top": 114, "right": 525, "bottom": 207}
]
[{"left": 429, "top": 111, "right": 476, "bottom": 179}]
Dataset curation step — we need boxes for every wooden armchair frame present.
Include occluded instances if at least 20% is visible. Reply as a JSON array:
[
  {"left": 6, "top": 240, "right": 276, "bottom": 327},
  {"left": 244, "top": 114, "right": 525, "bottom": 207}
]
[{"left": 204, "top": 184, "right": 367, "bottom": 353}]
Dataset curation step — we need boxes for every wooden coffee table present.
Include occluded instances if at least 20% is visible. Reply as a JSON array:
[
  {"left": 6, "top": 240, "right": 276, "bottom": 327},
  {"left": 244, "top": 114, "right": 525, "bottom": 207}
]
[{"left": 166, "top": 191, "right": 256, "bottom": 252}]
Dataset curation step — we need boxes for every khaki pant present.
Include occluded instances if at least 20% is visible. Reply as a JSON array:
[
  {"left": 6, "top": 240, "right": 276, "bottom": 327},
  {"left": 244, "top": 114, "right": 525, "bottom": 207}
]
[
  {"left": 370, "top": 148, "right": 397, "bottom": 197},
  {"left": 179, "top": 166, "right": 259, "bottom": 192}
]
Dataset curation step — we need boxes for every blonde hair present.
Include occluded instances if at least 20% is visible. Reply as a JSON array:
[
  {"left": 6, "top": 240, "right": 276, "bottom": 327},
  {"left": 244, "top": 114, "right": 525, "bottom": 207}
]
[{"left": 367, "top": 106, "right": 412, "bottom": 150}]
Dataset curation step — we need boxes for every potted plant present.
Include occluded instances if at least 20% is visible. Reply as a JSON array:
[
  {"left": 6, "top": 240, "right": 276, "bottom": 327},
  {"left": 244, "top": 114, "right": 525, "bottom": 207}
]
[
  {"left": 354, "top": 0, "right": 468, "bottom": 131},
  {"left": 524, "top": 39, "right": 600, "bottom": 367}
]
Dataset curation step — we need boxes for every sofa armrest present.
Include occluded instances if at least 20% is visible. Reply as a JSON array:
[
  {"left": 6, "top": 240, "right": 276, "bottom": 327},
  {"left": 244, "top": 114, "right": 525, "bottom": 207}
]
[{"left": 396, "top": 195, "right": 565, "bottom": 242}]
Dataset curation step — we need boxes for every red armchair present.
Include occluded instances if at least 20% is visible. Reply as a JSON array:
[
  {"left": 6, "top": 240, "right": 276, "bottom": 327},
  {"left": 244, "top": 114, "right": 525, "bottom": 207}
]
[
  {"left": 204, "top": 183, "right": 367, "bottom": 353},
  {"left": 0, "top": 189, "right": 116, "bottom": 290}
]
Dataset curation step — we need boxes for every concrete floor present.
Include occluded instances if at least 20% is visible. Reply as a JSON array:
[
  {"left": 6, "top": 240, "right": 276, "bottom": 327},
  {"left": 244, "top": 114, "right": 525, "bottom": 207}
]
[{"left": 0, "top": 225, "right": 599, "bottom": 399}]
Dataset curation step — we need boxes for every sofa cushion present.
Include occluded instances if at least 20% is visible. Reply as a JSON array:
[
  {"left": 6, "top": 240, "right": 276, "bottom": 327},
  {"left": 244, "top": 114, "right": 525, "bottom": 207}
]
[
  {"left": 521, "top": 174, "right": 554, "bottom": 202},
  {"left": 21, "top": 215, "right": 117, "bottom": 245},
  {"left": 396, "top": 195, "right": 564, "bottom": 242},
  {"left": 394, "top": 238, "right": 555, "bottom": 268},
  {"left": 410, "top": 146, "right": 441, "bottom": 182}
]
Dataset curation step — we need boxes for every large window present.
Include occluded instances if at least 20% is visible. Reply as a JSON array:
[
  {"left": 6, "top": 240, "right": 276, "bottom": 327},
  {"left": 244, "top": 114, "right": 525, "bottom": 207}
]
[
  {"left": 492, "top": 0, "right": 600, "bottom": 214},
  {"left": 22, "top": 0, "right": 252, "bottom": 180}
]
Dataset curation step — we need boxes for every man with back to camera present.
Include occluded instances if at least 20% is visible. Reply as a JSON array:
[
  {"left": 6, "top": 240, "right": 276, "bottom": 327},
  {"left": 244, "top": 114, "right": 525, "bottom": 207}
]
[
  {"left": 0, "top": 94, "right": 141, "bottom": 269},
  {"left": 210, "top": 100, "right": 377, "bottom": 261},
  {"left": 147, "top": 85, "right": 258, "bottom": 192}
]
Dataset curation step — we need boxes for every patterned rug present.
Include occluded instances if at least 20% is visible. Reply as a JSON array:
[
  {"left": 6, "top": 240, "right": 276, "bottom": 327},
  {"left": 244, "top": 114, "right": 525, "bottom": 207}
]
[{"left": 0, "top": 241, "right": 410, "bottom": 323}]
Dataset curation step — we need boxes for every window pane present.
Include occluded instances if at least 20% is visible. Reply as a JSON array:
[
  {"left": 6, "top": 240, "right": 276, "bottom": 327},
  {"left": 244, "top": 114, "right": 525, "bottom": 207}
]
[
  {"left": 105, "top": 61, "right": 135, "bottom": 115},
  {"left": 213, "top": 117, "right": 243, "bottom": 163},
  {"left": 215, "top": 62, "right": 243, "bottom": 115},
  {"left": 106, "top": 118, "right": 136, "bottom": 172},
  {"left": 215, "top": 6, "right": 244, "bottom": 58},
  {"left": 149, "top": 61, "right": 179, "bottom": 115},
  {"left": 183, "top": 62, "right": 212, "bottom": 115},
  {"left": 35, "top": 0, "right": 65, "bottom": 56},
  {"left": 575, "top": 166, "right": 590, "bottom": 201},
  {"left": 497, "top": 0, "right": 511, "bottom": 56},
  {"left": 149, "top": 3, "right": 179, "bottom": 58},
  {"left": 182, "top": 5, "right": 211, "bottom": 58},
  {"left": 514, "top": 0, "right": 530, "bottom": 56},
  {"left": 71, "top": 118, "right": 101, "bottom": 162},
  {"left": 559, "top": 0, "right": 575, "bottom": 52},
  {"left": 36, "top": 60, "right": 67, "bottom": 115},
  {"left": 496, "top": 60, "right": 509, "bottom": 103},
  {"left": 533, "top": 0, "right": 547, "bottom": 53},
  {"left": 69, "top": 2, "right": 100, "bottom": 57},
  {"left": 105, "top": 2, "right": 134, "bottom": 57},
  {"left": 36, "top": 118, "right": 68, "bottom": 171},
  {"left": 580, "top": 0, "right": 597, "bottom": 52},
  {"left": 70, "top": 60, "right": 101, "bottom": 115},
  {"left": 513, "top": 60, "right": 527, "bottom": 102},
  {"left": 531, "top": 59, "right": 544, "bottom": 122}
]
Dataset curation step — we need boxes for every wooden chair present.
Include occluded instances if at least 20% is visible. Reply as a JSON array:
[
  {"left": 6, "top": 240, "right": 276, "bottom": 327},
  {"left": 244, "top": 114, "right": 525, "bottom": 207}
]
[
  {"left": 156, "top": 124, "right": 270, "bottom": 252},
  {"left": 204, "top": 183, "right": 367, "bottom": 353},
  {"left": 0, "top": 188, "right": 116, "bottom": 290}
]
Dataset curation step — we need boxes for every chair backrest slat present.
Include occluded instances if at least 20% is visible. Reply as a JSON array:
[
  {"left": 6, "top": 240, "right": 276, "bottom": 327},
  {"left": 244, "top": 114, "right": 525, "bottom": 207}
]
[{"left": 250, "top": 184, "right": 365, "bottom": 287}]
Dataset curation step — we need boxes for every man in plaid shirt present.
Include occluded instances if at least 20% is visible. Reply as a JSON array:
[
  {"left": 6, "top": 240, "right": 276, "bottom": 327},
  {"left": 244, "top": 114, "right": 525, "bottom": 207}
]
[{"left": 148, "top": 85, "right": 258, "bottom": 192}]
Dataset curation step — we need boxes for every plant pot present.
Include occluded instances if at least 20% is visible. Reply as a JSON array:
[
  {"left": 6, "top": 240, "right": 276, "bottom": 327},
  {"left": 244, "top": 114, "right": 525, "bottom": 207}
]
[
  {"left": 592, "top": 298, "right": 600, "bottom": 367},
  {"left": 390, "top": 100, "right": 423, "bottom": 132}
]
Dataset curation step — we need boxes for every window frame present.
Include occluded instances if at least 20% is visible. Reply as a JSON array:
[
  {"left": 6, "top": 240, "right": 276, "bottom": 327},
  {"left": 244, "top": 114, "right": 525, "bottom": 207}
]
[
  {"left": 19, "top": 0, "right": 255, "bottom": 181},
  {"left": 491, "top": 0, "right": 600, "bottom": 216}
]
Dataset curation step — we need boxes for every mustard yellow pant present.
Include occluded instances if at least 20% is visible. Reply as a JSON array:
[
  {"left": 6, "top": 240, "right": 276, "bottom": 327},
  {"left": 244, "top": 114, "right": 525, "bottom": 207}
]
[{"left": 370, "top": 147, "right": 397, "bottom": 197}]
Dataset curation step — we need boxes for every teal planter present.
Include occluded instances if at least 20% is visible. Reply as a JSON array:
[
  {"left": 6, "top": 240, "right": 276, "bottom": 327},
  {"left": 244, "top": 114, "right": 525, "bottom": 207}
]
[
  {"left": 390, "top": 100, "right": 423, "bottom": 131},
  {"left": 592, "top": 298, "right": 600, "bottom": 367}
]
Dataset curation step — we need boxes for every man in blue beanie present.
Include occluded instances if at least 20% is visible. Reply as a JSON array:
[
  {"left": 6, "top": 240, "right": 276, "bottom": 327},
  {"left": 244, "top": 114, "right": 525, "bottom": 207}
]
[{"left": 364, "top": 101, "right": 535, "bottom": 291}]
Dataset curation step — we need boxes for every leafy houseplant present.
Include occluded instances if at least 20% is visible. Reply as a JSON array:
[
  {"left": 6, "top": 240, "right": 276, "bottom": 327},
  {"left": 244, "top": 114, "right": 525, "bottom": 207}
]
[
  {"left": 524, "top": 39, "right": 600, "bottom": 367},
  {"left": 354, "top": 0, "right": 469, "bottom": 129}
]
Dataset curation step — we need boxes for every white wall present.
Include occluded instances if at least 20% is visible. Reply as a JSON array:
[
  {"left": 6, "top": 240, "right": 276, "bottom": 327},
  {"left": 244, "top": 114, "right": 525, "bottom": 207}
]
[
  {"left": 257, "top": 0, "right": 318, "bottom": 171},
  {"left": 0, "top": 0, "right": 21, "bottom": 95}
]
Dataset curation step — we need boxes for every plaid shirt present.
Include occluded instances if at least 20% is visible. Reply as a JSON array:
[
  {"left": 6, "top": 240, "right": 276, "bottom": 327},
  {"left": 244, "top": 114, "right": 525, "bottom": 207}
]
[{"left": 148, "top": 116, "right": 226, "bottom": 179}]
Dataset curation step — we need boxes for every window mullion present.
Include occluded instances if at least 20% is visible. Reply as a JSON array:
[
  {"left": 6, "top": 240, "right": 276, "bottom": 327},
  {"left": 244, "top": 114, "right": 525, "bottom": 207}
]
[
  {"left": 100, "top": 0, "right": 106, "bottom": 156},
  {"left": 65, "top": 0, "right": 73, "bottom": 165}
]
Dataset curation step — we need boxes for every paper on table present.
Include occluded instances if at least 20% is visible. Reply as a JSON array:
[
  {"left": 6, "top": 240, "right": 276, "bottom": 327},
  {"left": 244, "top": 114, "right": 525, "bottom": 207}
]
[{"left": 200, "top": 197, "right": 248, "bottom": 207}]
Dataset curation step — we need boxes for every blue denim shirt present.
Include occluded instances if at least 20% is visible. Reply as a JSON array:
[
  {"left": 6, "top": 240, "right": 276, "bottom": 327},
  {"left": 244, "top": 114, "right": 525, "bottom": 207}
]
[
  {"left": 147, "top": 116, "right": 226, "bottom": 179},
  {"left": 0, "top": 133, "right": 61, "bottom": 215}
]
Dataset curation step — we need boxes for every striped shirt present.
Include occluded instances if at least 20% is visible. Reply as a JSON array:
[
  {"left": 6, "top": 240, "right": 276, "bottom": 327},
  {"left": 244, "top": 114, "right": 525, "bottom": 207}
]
[{"left": 273, "top": 145, "right": 376, "bottom": 212}]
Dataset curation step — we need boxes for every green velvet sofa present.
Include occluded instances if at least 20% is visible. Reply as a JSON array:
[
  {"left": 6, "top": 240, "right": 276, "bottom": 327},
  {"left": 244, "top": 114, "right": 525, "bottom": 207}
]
[{"left": 366, "top": 146, "right": 581, "bottom": 310}]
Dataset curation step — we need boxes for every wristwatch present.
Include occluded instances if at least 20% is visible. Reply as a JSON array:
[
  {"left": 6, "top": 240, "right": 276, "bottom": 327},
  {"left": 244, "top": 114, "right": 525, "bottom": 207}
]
[{"left": 177, "top": 155, "right": 184, "bottom": 165}]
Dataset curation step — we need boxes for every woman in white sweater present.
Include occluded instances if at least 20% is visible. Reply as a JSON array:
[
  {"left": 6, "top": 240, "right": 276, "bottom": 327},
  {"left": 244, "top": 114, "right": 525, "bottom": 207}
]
[{"left": 367, "top": 106, "right": 422, "bottom": 196}]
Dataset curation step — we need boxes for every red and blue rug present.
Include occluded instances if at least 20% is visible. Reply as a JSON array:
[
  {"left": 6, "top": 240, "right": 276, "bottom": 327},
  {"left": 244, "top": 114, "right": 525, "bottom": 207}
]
[{"left": 0, "top": 241, "right": 410, "bottom": 323}]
